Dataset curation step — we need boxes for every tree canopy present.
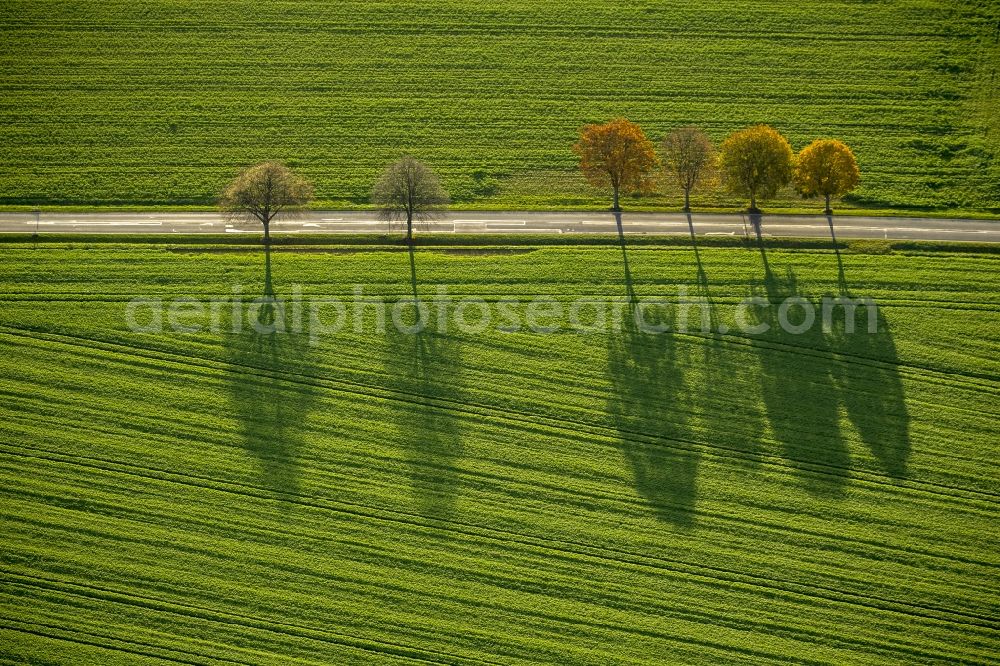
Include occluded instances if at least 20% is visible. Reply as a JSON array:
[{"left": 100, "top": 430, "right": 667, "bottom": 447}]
[
  {"left": 661, "top": 127, "right": 715, "bottom": 212},
  {"left": 794, "top": 139, "right": 861, "bottom": 214},
  {"left": 719, "top": 125, "right": 794, "bottom": 213},
  {"left": 219, "top": 161, "right": 313, "bottom": 244},
  {"left": 573, "top": 118, "right": 658, "bottom": 211},
  {"left": 372, "top": 156, "right": 449, "bottom": 243}
]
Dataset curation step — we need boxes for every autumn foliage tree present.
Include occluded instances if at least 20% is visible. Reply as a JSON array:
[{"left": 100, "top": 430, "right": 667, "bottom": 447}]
[
  {"left": 793, "top": 139, "right": 860, "bottom": 215},
  {"left": 573, "top": 118, "right": 658, "bottom": 211},
  {"left": 661, "top": 127, "right": 715, "bottom": 212},
  {"left": 719, "top": 125, "right": 794, "bottom": 213},
  {"left": 219, "top": 161, "right": 313, "bottom": 246}
]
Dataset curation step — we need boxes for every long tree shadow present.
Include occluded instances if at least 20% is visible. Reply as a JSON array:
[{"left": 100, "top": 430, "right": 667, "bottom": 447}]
[
  {"left": 407, "top": 243, "right": 421, "bottom": 311},
  {"left": 686, "top": 212, "right": 717, "bottom": 331},
  {"left": 607, "top": 314, "right": 699, "bottom": 526},
  {"left": 686, "top": 213, "right": 765, "bottom": 464},
  {"left": 225, "top": 244, "right": 318, "bottom": 500},
  {"left": 822, "top": 220, "right": 911, "bottom": 478},
  {"left": 615, "top": 212, "right": 637, "bottom": 304},
  {"left": 827, "top": 214, "right": 849, "bottom": 294},
  {"left": 752, "top": 241, "right": 849, "bottom": 496},
  {"left": 607, "top": 215, "right": 699, "bottom": 526},
  {"left": 829, "top": 309, "right": 911, "bottom": 478},
  {"left": 383, "top": 310, "right": 465, "bottom": 520}
]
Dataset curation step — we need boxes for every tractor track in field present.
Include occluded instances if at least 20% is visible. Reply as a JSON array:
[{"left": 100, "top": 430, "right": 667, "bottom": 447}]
[
  {"left": 0, "top": 573, "right": 496, "bottom": 665},
  {"left": 2, "top": 438, "right": 998, "bottom": 634},
  {"left": 1, "top": 325, "right": 997, "bottom": 506}
]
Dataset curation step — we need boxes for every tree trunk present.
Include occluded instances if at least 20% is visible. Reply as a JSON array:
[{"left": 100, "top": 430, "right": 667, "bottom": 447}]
[
  {"left": 612, "top": 186, "right": 620, "bottom": 212},
  {"left": 263, "top": 218, "right": 271, "bottom": 247},
  {"left": 824, "top": 193, "right": 832, "bottom": 216},
  {"left": 406, "top": 211, "right": 413, "bottom": 245},
  {"left": 683, "top": 188, "right": 691, "bottom": 213},
  {"left": 749, "top": 190, "right": 758, "bottom": 213}
]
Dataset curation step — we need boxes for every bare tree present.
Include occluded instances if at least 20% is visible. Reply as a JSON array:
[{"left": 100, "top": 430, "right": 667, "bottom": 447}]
[
  {"left": 372, "top": 156, "right": 449, "bottom": 244},
  {"left": 219, "top": 161, "right": 314, "bottom": 246},
  {"left": 661, "top": 127, "right": 715, "bottom": 212}
]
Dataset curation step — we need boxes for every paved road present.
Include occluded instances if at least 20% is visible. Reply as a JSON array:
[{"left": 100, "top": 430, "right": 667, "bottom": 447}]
[{"left": 2, "top": 211, "right": 998, "bottom": 242}]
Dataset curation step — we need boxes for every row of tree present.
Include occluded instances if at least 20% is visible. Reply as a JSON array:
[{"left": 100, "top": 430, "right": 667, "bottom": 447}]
[
  {"left": 220, "top": 156, "right": 448, "bottom": 245},
  {"left": 574, "top": 119, "right": 861, "bottom": 214},
  {"left": 218, "top": 120, "right": 860, "bottom": 244}
]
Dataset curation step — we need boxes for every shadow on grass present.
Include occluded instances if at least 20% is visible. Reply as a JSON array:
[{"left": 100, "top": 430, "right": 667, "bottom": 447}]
[
  {"left": 686, "top": 212, "right": 766, "bottom": 465},
  {"left": 751, "top": 233, "right": 911, "bottom": 492},
  {"left": 823, "top": 235, "right": 911, "bottom": 478},
  {"left": 614, "top": 212, "right": 637, "bottom": 304},
  {"left": 607, "top": 217, "right": 699, "bottom": 526},
  {"left": 607, "top": 313, "right": 699, "bottom": 527},
  {"left": 225, "top": 244, "right": 317, "bottom": 500},
  {"left": 824, "top": 213, "right": 910, "bottom": 477},
  {"left": 752, "top": 264, "right": 849, "bottom": 496},
  {"left": 383, "top": 306, "right": 465, "bottom": 520},
  {"left": 827, "top": 214, "right": 848, "bottom": 294},
  {"left": 687, "top": 212, "right": 711, "bottom": 311}
]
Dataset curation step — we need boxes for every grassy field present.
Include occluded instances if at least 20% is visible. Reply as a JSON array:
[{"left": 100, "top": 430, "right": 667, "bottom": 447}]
[
  {"left": 1, "top": 0, "right": 999, "bottom": 213},
  {"left": 0, "top": 235, "right": 998, "bottom": 663}
]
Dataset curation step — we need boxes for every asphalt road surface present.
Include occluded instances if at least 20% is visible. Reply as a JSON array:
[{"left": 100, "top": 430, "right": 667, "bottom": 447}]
[{"left": 1, "top": 211, "right": 998, "bottom": 242}]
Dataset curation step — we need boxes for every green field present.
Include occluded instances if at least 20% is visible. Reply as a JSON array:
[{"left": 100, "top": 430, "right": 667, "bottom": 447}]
[
  {"left": 0, "top": 235, "right": 998, "bottom": 663},
  {"left": 1, "top": 0, "right": 999, "bottom": 212}
]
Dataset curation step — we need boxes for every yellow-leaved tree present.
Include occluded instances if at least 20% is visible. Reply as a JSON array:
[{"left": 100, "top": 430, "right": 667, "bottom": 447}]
[
  {"left": 719, "top": 125, "right": 794, "bottom": 213},
  {"left": 573, "top": 118, "right": 658, "bottom": 211},
  {"left": 793, "top": 139, "right": 861, "bottom": 215}
]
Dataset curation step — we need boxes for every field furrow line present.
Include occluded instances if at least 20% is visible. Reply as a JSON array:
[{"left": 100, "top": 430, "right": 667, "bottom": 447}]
[
  {"left": 0, "top": 573, "right": 492, "bottom": 665},
  {"left": 2, "top": 327, "right": 997, "bottom": 507},
  {"left": 4, "top": 424, "right": 996, "bottom": 586},
  {"left": 2, "top": 445, "right": 996, "bottom": 632}
]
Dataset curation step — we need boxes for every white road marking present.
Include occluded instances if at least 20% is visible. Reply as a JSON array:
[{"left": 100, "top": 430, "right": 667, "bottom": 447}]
[
  {"left": 452, "top": 219, "right": 527, "bottom": 225},
  {"left": 495, "top": 228, "right": 562, "bottom": 234},
  {"left": 53, "top": 221, "right": 164, "bottom": 227},
  {"left": 887, "top": 227, "right": 990, "bottom": 233},
  {"left": 302, "top": 220, "right": 383, "bottom": 225}
]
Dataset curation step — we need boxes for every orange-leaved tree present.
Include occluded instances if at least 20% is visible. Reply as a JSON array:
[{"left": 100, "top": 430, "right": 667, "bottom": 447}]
[
  {"left": 719, "top": 125, "right": 794, "bottom": 213},
  {"left": 793, "top": 139, "right": 860, "bottom": 215},
  {"left": 573, "top": 118, "right": 658, "bottom": 211}
]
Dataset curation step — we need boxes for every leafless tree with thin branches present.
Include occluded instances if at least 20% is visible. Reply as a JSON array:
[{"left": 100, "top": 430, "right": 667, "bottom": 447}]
[
  {"left": 219, "top": 161, "right": 313, "bottom": 246},
  {"left": 661, "top": 127, "right": 715, "bottom": 213},
  {"left": 372, "top": 156, "right": 449, "bottom": 244}
]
